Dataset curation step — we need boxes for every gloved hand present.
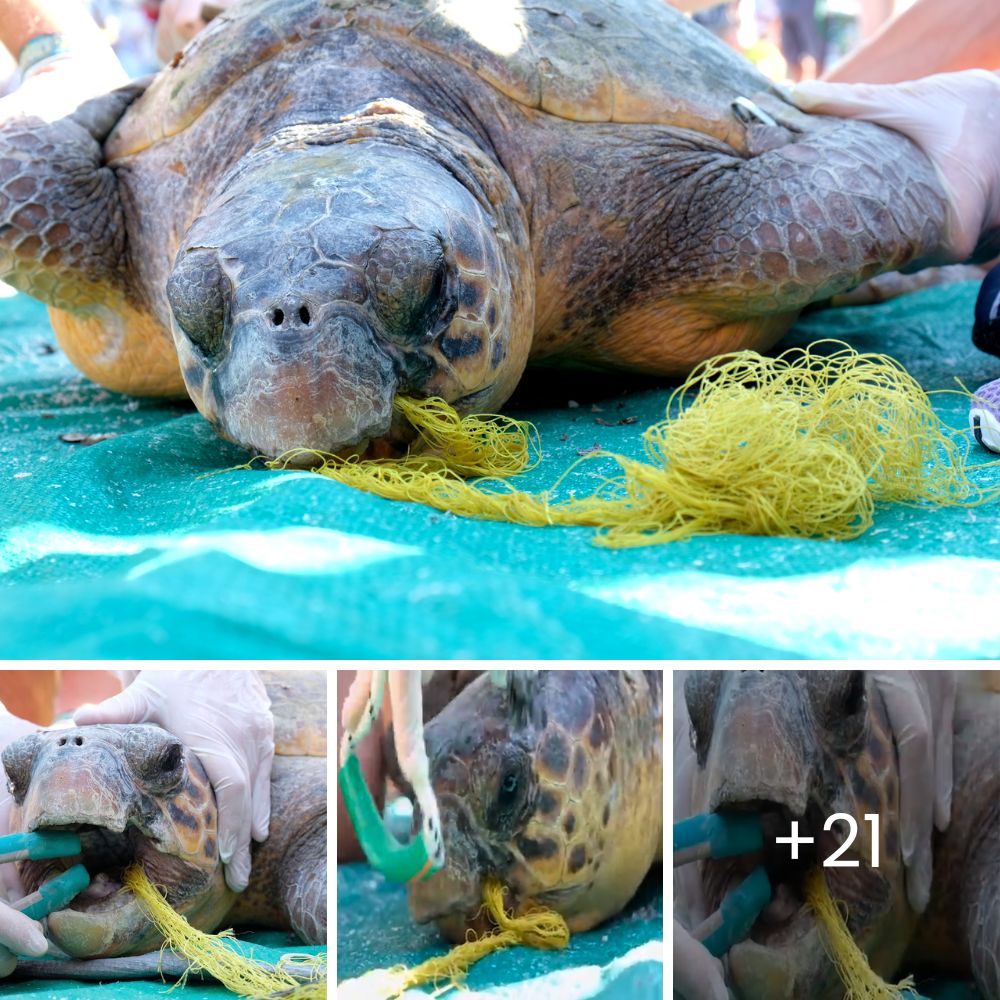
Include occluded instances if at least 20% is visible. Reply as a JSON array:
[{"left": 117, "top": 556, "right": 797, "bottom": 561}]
[
  {"left": 791, "top": 70, "right": 1000, "bottom": 263},
  {"left": 74, "top": 671, "right": 274, "bottom": 893},
  {"left": 154, "top": 0, "right": 241, "bottom": 64},
  {"left": 0, "top": 49, "right": 127, "bottom": 125},
  {"left": 674, "top": 919, "right": 729, "bottom": 1000},
  {"left": 0, "top": 709, "right": 48, "bottom": 977},
  {"left": 871, "top": 671, "right": 956, "bottom": 914}
]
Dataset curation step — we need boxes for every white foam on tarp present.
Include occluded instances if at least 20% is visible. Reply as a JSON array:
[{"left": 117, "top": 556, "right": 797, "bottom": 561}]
[
  {"left": 0, "top": 523, "right": 420, "bottom": 578},
  {"left": 575, "top": 555, "right": 1000, "bottom": 658}
]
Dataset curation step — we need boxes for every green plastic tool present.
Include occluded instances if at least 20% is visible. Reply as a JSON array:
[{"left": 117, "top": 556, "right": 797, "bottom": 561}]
[
  {"left": 13, "top": 863, "right": 91, "bottom": 921},
  {"left": 338, "top": 752, "right": 440, "bottom": 883},
  {"left": 0, "top": 830, "right": 83, "bottom": 865}
]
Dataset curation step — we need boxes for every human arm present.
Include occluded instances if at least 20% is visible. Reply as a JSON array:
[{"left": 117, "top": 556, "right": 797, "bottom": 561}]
[
  {"left": 0, "top": 0, "right": 126, "bottom": 122},
  {"left": 73, "top": 671, "right": 274, "bottom": 893},
  {"left": 666, "top": 0, "right": 733, "bottom": 13},
  {"left": 825, "top": 0, "right": 1000, "bottom": 85}
]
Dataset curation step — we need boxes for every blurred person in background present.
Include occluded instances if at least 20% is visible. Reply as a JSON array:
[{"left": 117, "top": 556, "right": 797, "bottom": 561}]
[{"left": 775, "top": 0, "right": 825, "bottom": 81}]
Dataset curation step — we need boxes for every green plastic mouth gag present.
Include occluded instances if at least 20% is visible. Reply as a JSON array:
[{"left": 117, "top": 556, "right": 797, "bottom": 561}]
[{"left": 338, "top": 753, "right": 440, "bottom": 884}]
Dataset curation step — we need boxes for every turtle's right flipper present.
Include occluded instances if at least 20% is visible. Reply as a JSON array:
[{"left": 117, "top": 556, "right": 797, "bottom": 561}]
[
  {"left": 0, "top": 81, "right": 146, "bottom": 312},
  {"left": 965, "top": 807, "right": 1000, "bottom": 1000}
]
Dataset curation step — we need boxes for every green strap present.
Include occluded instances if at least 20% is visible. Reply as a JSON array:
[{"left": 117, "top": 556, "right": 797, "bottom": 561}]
[{"left": 338, "top": 753, "right": 438, "bottom": 883}]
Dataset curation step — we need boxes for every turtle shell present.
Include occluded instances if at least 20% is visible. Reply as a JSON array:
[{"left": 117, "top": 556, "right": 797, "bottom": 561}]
[
  {"left": 260, "top": 670, "right": 327, "bottom": 757},
  {"left": 106, "top": 0, "right": 776, "bottom": 161}
]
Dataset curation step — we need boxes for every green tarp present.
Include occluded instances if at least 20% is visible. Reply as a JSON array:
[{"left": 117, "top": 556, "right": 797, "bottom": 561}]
[
  {"left": 337, "top": 861, "right": 663, "bottom": 998},
  {"left": 5, "top": 933, "right": 325, "bottom": 999},
  {"left": 2, "top": 282, "right": 998, "bottom": 658}
]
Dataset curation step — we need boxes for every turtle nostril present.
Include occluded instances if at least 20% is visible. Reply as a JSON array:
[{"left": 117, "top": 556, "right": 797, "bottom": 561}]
[
  {"left": 298, "top": 305, "right": 310, "bottom": 325},
  {"left": 271, "top": 308, "right": 284, "bottom": 326}
]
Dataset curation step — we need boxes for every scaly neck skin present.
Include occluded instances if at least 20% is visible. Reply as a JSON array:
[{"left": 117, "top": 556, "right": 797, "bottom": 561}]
[
  {"left": 903, "top": 685, "right": 1000, "bottom": 981},
  {"left": 224, "top": 757, "right": 326, "bottom": 935}
]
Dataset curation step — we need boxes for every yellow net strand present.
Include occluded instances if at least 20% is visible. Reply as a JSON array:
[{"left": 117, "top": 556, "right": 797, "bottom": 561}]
[
  {"left": 123, "top": 865, "right": 326, "bottom": 999},
  {"left": 337, "top": 878, "right": 569, "bottom": 1000},
  {"left": 261, "top": 342, "right": 999, "bottom": 546},
  {"left": 806, "top": 868, "right": 916, "bottom": 1000}
]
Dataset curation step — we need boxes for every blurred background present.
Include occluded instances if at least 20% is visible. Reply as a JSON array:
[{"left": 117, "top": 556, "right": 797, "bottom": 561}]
[
  {"left": 0, "top": 0, "right": 941, "bottom": 95},
  {"left": 670, "top": 0, "right": 919, "bottom": 83}
]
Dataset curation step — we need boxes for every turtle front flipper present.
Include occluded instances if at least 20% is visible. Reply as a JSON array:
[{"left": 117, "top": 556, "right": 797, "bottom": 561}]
[
  {"left": 964, "top": 813, "right": 1000, "bottom": 999},
  {"left": 0, "top": 83, "right": 183, "bottom": 396}
]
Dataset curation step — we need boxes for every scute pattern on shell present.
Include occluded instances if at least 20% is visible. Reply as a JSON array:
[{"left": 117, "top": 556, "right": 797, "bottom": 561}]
[
  {"left": 506, "top": 671, "right": 662, "bottom": 928},
  {"left": 106, "top": 0, "right": 774, "bottom": 165}
]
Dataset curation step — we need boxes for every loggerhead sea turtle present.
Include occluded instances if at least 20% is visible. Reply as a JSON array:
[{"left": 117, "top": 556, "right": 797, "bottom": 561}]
[
  {"left": 0, "top": 670, "right": 327, "bottom": 959},
  {"left": 676, "top": 670, "right": 1000, "bottom": 1000},
  {"left": 387, "top": 670, "right": 662, "bottom": 942},
  {"left": 1, "top": 1, "right": 995, "bottom": 459}
]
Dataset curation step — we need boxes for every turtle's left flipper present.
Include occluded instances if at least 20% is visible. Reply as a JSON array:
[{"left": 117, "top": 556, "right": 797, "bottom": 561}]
[
  {"left": 965, "top": 809, "right": 1000, "bottom": 1000},
  {"left": 0, "top": 80, "right": 182, "bottom": 396},
  {"left": 0, "top": 81, "right": 146, "bottom": 311}
]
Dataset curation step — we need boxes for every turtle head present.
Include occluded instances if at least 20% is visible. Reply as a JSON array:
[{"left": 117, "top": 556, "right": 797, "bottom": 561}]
[
  {"left": 2, "top": 724, "right": 233, "bottom": 958},
  {"left": 167, "top": 101, "right": 533, "bottom": 458},
  {"left": 684, "top": 670, "right": 915, "bottom": 1000},
  {"left": 386, "top": 675, "right": 542, "bottom": 941}
]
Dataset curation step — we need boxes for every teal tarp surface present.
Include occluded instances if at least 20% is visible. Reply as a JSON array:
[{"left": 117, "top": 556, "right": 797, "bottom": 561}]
[
  {"left": 5, "top": 933, "right": 324, "bottom": 999},
  {"left": 337, "top": 861, "right": 663, "bottom": 998},
  {"left": 2, "top": 283, "right": 998, "bottom": 657}
]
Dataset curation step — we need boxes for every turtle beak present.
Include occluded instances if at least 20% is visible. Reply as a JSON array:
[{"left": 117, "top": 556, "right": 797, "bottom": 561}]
[
  {"left": 209, "top": 311, "right": 399, "bottom": 457},
  {"left": 407, "top": 793, "right": 482, "bottom": 927}
]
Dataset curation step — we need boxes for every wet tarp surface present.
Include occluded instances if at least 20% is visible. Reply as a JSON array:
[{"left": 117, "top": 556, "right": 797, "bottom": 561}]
[
  {"left": 5, "top": 933, "right": 325, "bottom": 998},
  {"left": 2, "top": 283, "right": 998, "bottom": 658},
  {"left": 337, "top": 861, "right": 663, "bottom": 998}
]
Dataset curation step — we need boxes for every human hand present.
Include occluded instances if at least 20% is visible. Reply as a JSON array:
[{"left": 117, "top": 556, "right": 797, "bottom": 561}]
[
  {"left": 674, "top": 919, "right": 729, "bottom": 1000},
  {"left": 0, "top": 51, "right": 127, "bottom": 125},
  {"left": 790, "top": 70, "right": 1000, "bottom": 263},
  {"left": 871, "top": 670, "right": 956, "bottom": 914},
  {"left": 0, "top": 710, "right": 48, "bottom": 977},
  {"left": 155, "top": 0, "right": 240, "bottom": 63},
  {"left": 74, "top": 671, "right": 274, "bottom": 892}
]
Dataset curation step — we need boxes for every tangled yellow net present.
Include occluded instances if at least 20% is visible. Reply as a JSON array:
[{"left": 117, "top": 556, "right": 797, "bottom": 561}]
[
  {"left": 337, "top": 878, "right": 569, "bottom": 1000},
  {"left": 261, "top": 342, "right": 998, "bottom": 546},
  {"left": 123, "top": 865, "right": 326, "bottom": 998},
  {"left": 806, "top": 869, "right": 916, "bottom": 1000}
]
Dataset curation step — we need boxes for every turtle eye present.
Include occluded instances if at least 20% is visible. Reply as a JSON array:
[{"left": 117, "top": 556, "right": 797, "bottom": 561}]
[
  {"left": 499, "top": 772, "right": 518, "bottom": 800},
  {"left": 1, "top": 734, "right": 41, "bottom": 804},
  {"left": 368, "top": 231, "right": 455, "bottom": 341},
  {"left": 167, "top": 248, "right": 231, "bottom": 361},
  {"left": 130, "top": 733, "right": 186, "bottom": 793},
  {"left": 485, "top": 757, "right": 531, "bottom": 834}
]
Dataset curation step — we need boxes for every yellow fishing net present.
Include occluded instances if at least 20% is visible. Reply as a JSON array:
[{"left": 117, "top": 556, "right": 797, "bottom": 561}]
[
  {"left": 263, "top": 342, "right": 999, "bottom": 546},
  {"left": 806, "top": 868, "right": 916, "bottom": 1000},
  {"left": 337, "top": 878, "right": 569, "bottom": 1000},
  {"left": 123, "top": 865, "right": 327, "bottom": 999}
]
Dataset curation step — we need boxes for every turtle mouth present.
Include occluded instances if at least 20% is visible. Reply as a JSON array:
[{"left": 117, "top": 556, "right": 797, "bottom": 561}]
[
  {"left": 702, "top": 800, "right": 845, "bottom": 947},
  {"left": 20, "top": 822, "right": 193, "bottom": 912}
]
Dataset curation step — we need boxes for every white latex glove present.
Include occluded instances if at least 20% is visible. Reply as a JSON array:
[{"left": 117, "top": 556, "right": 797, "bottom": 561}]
[
  {"left": 74, "top": 671, "right": 274, "bottom": 893},
  {"left": 341, "top": 670, "right": 445, "bottom": 870},
  {"left": 871, "top": 670, "right": 956, "bottom": 914},
  {"left": 0, "top": 709, "right": 48, "bottom": 977},
  {"left": 791, "top": 70, "right": 1000, "bottom": 263},
  {"left": 155, "top": 0, "right": 241, "bottom": 64},
  {"left": 674, "top": 919, "right": 729, "bottom": 1000},
  {"left": 673, "top": 670, "right": 730, "bottom": 1000},
  {"left": 0, "top": 50, "right": 127, "bottom": 125}
]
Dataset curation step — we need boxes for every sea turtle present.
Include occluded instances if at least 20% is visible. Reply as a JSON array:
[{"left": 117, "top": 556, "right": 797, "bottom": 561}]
[
  {"left": 674, "top": 670, "right": 1000, "bottom": 1000},
  {"left": 0, "top": 670, "right": 327, "bottom": 959},
  {"left": 386, "top": 670, "right": 662, "bottom": 942},
  {"left": 1, "top": 1, "right": 993, "bottom": 459}
]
